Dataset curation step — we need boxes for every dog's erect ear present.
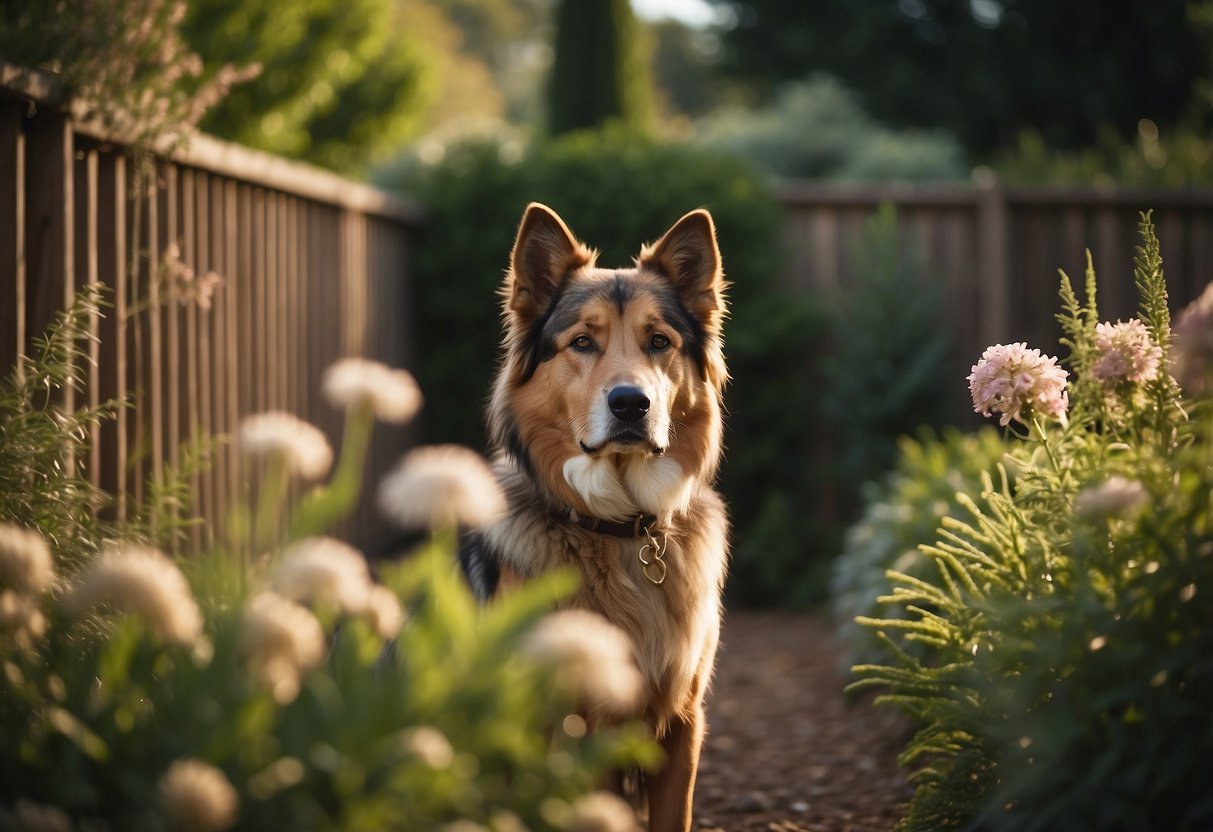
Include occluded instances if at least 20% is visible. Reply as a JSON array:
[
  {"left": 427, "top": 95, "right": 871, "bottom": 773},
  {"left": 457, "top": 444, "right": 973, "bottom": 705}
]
[
  {"left": 639, "top": 209, "right": 724, "bottom": 327},
  {"left": 507, "top": 203, "right": 593, "bottom": 322}
]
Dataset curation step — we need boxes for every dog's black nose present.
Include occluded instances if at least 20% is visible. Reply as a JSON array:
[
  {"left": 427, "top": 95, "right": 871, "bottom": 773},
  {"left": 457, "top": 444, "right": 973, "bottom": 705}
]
[{"left": 607, "top": 386, "right": 650, "bottom": 423}]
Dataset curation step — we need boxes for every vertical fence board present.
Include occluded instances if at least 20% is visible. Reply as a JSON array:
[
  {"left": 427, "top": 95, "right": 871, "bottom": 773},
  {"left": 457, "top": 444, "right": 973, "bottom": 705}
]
[
  {"left": 0, "top": 100, "right": 24, "bottom": 377},
  {"left": 94, "top": 148, "right": 122, "bottom": 513},
  {"left": 77, "top": 147, "right": 102, "bottom": 490},
  {"left": 223, "top": 180, "right": 241, "bottom": 532},
  {"left": 24, "top": 113, "right": 73, "bottom": 367},
  {"left": 192, "top": 169, "right": 212, "bottom": 548}
]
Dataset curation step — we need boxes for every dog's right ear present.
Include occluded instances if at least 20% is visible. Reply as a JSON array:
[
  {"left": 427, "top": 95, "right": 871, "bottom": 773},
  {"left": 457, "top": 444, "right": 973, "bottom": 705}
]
[{"left": 506, "top": 203, "right": 594, "bottom": 322}]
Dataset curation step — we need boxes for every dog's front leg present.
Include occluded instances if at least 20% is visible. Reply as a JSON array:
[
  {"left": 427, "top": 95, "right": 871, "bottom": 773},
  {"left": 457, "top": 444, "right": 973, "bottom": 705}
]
[{"left": 646, "top": 706, "right": 705, "bottom": 832}]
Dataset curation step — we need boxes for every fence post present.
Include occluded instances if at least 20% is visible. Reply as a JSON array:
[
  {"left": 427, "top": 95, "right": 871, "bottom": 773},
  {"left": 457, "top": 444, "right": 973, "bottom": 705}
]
[
  {"left": 974, "top": 168, "right": 1009, "bottom": 347},
  {"left": 0, "top": 100, "right": 24, "bottom": 378}
]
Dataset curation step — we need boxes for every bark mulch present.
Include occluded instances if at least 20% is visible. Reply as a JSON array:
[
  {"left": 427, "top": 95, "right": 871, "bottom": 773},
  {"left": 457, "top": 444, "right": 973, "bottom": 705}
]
[{"left": 693, "top": 610, "right": 912, "bottom": 832}]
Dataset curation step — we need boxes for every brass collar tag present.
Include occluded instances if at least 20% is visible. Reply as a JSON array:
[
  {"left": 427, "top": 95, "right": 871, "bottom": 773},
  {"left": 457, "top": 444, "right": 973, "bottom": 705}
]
[{"left": 638, "top": 524, "right": 668, "bottom": 586}]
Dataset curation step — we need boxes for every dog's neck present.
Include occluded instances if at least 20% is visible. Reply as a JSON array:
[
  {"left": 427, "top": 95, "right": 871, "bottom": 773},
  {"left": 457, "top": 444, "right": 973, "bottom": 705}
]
[{"left": 561, "top": 452, "right": 695, "bottom": 523}]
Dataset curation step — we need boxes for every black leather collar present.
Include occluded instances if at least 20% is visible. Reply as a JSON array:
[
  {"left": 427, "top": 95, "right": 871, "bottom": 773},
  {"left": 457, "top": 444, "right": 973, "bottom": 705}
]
[{"left": 567, "top": 511, "right": 658, "bottom": 538}]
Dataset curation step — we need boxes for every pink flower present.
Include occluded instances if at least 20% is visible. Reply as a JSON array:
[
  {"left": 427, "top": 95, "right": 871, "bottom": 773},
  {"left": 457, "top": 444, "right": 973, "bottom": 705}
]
[
  {"left": 1091, "top": 319, "right": 1162, "bottom": 385},
  {"left": 1173, "top": 282, "right": 1213, "bottom": 395},
  {"left": 968, "top": 343, "right": 1069, "bottom": 427}
]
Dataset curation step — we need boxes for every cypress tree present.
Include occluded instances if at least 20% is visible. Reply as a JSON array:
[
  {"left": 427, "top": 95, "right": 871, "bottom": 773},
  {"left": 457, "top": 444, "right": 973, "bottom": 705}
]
[{"left": 547, "top": 0, "right": 653, "bottom": 135}]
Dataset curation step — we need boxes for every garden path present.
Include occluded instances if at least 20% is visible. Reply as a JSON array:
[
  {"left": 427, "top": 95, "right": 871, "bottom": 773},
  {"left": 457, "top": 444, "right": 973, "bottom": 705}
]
[{"left": 693, "top": 611, "right": 910, "bottom": 832}]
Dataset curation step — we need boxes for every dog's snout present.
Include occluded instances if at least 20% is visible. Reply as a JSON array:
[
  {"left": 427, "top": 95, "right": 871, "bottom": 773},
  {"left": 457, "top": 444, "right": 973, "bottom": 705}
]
[{"left": 607, "top": 386, "right": 650, "bottom": 423}]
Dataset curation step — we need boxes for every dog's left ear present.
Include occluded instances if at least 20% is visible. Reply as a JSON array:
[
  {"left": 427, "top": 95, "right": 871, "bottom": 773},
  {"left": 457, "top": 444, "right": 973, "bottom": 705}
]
[{"left": 639, "top": 209, "right": 725, "bottom": 328}]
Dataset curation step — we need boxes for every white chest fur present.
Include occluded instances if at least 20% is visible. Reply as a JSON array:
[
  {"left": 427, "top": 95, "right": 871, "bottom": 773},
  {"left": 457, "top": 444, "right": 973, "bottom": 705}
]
[{"left": 562, "top": 453, "right": 694, "bottom": 521}]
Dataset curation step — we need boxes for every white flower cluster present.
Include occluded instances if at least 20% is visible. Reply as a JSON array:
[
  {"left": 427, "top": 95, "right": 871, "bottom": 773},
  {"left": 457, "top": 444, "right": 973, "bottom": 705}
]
[
  {"left": 378, "top": 445, "right": 506, "bottom": 531},
  {"left": 158, "top": 758, "right": 239, "bottom": 832},
  {"left": 323, "top": 357, "right": 423, "bottom": 424},
  {"left": 0, "top": 523, "right": 56, "bottom": 651},
  {"left": 238, "top": 591, "right": 326, "bottom": 705},
  {"left": 239, "top": 537, "right": 404, "bottom": 703},
  {"left": 238, "top": 411, "right": 333, "bottom": 480},
  {"left": 64, "top": 545, "right": 204, "bottom": 646},
  {"left": 271, "top": 536, "right": 404, "bottom": 639},
  {"left": 521, "top": 609, "right": 645, "bottom": 717}
]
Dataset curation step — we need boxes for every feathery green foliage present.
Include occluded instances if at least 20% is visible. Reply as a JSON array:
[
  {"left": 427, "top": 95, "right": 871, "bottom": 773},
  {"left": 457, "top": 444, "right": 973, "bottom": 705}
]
[
  {"left": 850, "top": 214, "right": 1213, "bottom": 830},
  {"left": 831, "top": 427, "right": 1010, "bottom": 668},
  {"left": 0, "top": 285, "right": 122, "bottom": 568}
]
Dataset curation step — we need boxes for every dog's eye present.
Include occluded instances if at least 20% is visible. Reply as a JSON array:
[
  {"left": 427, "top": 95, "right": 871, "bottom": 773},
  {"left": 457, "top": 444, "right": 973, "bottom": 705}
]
[
  {"left": 650, "top": 333, "right": 671, "bottom": 351},
  {"left": 571, "top": 335, "right": 596, "bottom": 352}
]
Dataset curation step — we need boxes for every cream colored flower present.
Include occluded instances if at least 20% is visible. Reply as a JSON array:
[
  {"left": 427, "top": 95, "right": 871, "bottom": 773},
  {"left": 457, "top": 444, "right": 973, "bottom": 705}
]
[
  {"left": 0, "top": 523, "right": 56, "bottom": 595},
  {"left": 440, "top": 823, "right": 490, "bottom": 832},
  {"left": 521, "top": 610, "right": 645, "bottom": 716},
  {"left": 10, "top": 799, "right": 72, "bottom": 832},
  {"left": 569, "top": 791, "right": 642, "bottom": 832},
  {"left": 158, "top": 758, "right": 239, "bottom": 832},
  {"left": 378, "top": 445, "right": 506, "bottom": 530},
  {"left": 239, "top": 592, "right": 326, "bottom": 704},
  {"left": 323, "top": 358, "right": 423, "bottom": 424},
  {"left": 237, "top": 412, "right": 333, "bottom": 480},
  {"left": 0, "top": 590, "right": 49, "bottom": 651},
  {"left": 64, "top": 546, "right": 203, "bottom": 645},
  {"left": 1075, "top": 476, "right": 1149, "bottom": 519},
  {"left": 365, "top": 584, "right": 404, "bottom": 639},
  {"left": 271, "top": 537, "right": 372, "bottom": 614},
  {"left": 399, "top": 726, "right": 455, "bottom": 769}
]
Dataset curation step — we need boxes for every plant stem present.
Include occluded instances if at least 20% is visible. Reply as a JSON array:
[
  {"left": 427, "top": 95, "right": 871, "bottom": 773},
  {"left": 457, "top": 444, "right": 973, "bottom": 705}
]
[
  {"left": 287, "top": 402, "right": 375, "bottom": 540},
  {"left": 252, "top": 455, "right": 290, "bottom": 557}
]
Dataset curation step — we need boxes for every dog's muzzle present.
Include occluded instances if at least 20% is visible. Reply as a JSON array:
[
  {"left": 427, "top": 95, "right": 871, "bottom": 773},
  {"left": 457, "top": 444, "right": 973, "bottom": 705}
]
[{"left": 579, "top": 385, "right": 665, "bottom": 456}]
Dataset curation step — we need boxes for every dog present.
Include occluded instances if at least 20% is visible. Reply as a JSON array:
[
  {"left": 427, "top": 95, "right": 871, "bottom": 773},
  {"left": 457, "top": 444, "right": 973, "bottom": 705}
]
[{"left": 458, "top": 203, "right": 730, "bottom": 830}]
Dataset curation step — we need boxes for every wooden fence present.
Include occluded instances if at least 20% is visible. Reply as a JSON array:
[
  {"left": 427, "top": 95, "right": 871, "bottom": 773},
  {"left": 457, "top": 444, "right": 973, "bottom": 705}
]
[
  {"left": 777, "top": 177, "right": 1213, "bottom": 420},
  {"left": 0, "top": 66, "right": 422, "bottom": 552}
]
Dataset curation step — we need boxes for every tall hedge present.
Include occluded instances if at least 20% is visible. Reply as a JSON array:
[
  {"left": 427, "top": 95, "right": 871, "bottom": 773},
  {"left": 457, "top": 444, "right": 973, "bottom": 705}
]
[{"left": 548, "top": 0, "right": 653, "bottom": 135}]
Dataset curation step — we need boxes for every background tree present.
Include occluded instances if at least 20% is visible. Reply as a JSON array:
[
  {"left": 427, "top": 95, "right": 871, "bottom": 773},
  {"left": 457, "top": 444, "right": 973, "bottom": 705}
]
[
  {"left": 648, "top": 17, "right": 724, "bottom": 118},
  {"left": 548, "top": 0, "right": 655, "bottom": 134},
  {"left": 183, "top": 0, "right": 504, "bottom": 175},
  {"left": 705, "top": 0, "right": 1213, "bottom": 156}
]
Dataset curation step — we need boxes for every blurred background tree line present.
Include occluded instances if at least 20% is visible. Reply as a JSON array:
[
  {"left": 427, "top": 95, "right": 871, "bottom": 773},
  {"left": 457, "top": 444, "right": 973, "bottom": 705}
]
[
  {"left": 4, "top": 0, "right": 1212, "bottom": 605},
  {"left": 205, "top": 0, "right": 1213, "bottom": 183},
  {"left": 10, "top": 0, "right": 1211, "bottom": 183}
]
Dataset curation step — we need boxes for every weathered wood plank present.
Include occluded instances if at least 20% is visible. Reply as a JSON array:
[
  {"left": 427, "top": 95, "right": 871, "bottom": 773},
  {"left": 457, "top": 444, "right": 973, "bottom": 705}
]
[{"left": 0, "top": 100, "right": 25, "bottom": 378}]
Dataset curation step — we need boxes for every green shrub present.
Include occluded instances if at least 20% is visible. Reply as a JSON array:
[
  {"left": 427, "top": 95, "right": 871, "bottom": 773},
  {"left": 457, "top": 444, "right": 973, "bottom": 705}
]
[
  {"left": 831, "top": 427, "right": 1009, "bottom": 668},
  {"left": 383, "top": 128, "right": 840, "bottom": 607},
  {"left": 850, "top": 213, "right": 1213, "bottom": 830},
  {"left": 694, "top": 76, "right": 967, "bottom": 182},
  {"left": 998, "top": 124, "right": 1213, "bottom": 188},
  {"left": 818, "top": 204, "right": 955, "bottom": 517},
  {"left": 0, "top": 305, "right": 656, "bottom": 829}
]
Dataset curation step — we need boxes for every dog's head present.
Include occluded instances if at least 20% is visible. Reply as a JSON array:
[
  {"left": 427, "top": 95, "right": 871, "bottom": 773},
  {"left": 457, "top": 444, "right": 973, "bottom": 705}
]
[{"left": 489, "top": 203, "right": 727, "bottom": 521}]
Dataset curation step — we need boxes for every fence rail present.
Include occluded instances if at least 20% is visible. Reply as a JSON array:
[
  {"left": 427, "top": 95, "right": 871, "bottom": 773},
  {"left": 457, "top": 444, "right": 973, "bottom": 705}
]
[
  {"left": 776, "top": 178, "right": 1213, "bottom": 419},
  {"left": 1, "top": 66, "right": 422, "bottom": 551}
]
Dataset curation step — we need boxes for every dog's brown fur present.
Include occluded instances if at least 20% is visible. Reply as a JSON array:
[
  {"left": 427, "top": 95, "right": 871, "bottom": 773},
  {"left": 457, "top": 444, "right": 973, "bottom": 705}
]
[{"left": 460, "top": 204, "right": 729, "bottom": 831}]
